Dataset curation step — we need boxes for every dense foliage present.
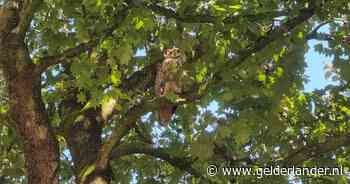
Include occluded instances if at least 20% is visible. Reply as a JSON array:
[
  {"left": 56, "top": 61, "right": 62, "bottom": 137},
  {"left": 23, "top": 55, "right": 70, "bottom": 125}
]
[{"left": 0, "top": 0, "right": 350, "bottom": 183}]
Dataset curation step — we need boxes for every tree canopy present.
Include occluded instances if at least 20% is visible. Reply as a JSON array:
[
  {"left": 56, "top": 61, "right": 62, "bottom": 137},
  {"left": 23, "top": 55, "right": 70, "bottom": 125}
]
[{"left": 0, "top": 0, "right": 350, "bottom": 183}]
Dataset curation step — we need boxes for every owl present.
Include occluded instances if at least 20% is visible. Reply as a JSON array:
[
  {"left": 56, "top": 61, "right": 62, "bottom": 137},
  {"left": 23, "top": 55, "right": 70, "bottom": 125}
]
[{"left": 155, "top": 48, "right": 186, "bottom": 125}]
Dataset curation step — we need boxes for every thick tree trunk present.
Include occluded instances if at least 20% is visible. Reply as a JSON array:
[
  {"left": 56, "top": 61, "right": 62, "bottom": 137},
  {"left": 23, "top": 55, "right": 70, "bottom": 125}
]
[
  {"left": 1, "top": 34, "right": 59, "bottom": 184},
  {"left": 9, "top": 72, "right": 60, "bottom": 184}
]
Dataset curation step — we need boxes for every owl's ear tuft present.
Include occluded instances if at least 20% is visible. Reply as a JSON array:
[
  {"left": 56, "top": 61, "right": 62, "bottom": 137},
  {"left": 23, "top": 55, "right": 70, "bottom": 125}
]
[{"left": 163, "top": 49, "right": 170, "bottom": 57}]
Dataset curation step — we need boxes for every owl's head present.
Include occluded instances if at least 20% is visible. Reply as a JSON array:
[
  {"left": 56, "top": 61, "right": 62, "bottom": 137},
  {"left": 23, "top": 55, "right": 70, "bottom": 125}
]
[{"left": 163, "top": 48, "right": 183, "bottom": 58}]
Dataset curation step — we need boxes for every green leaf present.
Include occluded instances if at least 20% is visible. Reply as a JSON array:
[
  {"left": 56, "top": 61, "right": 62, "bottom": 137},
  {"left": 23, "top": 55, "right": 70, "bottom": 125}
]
[
  {"left": 134, "top": 18, "right": 144, "bottom": 30},
  {"left": 2, "top": 168, "right": 25, "bottom": 177},
  {"left": 77, "top": 93, "right": 87, "bottom": 103},
  {"left": 213, "top": 5, "right": 227, "bottom": 12},
  {"left": 114, "top": 44, "right": 133, "bottom": 65},
  {"left": 195, "top": 64, "right": 208, "bottom": 82},
  {"left": 221, "top": 91, "right": 234, "bottom": 102},
  {"left": 191, "top": 134, "right": 214, "bottom": 160},
  {"left": 80, "top": 164, "right": 96, "bottom": 183},
  {"left": 110, "top": 70, "right": 121, "bottom": 85},
  {"left": 258, "top": 72, "right": 266, "bottom": 81},
  {"left": 229, "top": 4, "right": 242, "bottom": 10},
  {"left": 216, "top": 125, "right": 231, "bottom": 140},
  {"left": 232, "top": 122, "right": 251, "bottom": 144}
]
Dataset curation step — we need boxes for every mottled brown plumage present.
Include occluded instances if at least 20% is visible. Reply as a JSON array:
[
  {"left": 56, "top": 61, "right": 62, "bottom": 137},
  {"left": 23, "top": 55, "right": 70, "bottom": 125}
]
[{"left": 155, "top": 48, "right": 186, "bottom": 125}]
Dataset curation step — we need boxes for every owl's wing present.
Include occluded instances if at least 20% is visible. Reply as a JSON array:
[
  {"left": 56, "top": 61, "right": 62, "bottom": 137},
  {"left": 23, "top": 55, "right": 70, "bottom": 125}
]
[{"left": 155, "top": 63, "right": 165, "bottom": 96}]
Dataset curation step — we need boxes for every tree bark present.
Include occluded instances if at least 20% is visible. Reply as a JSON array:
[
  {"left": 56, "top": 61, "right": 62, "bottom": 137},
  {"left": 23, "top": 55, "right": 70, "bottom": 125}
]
[{"left": 1, "top": 33, "right": 59, "bottom": 184}]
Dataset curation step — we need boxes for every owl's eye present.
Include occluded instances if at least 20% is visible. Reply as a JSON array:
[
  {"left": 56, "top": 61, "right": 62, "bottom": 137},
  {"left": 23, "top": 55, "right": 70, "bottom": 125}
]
[{"left": 164, "top": 49, "right": 171, "bottom": 56}]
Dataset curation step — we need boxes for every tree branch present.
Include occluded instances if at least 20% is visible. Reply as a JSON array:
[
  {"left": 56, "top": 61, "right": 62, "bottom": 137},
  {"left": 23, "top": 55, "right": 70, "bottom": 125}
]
[
  {"left": 139, "top": 1, "right": 290, "bottom": 24},
  {"left": 305, "top": 20, "right": 334, "bottom": 41},
  {"left": 37, "top": 4, "right": 130, "bottom": 73},
  {"left": 0, "top": 1, "right": 20, "bottom": 40},
  {"left": 233, "top": 3, "right": 317, "bottom": 67},
  {"left": 121, "top": 62, "right": 159, "bottom": 92},
  {"left": 93, "top": 99, "right": 155, "bottom": 172},
  {"left": 93, "top": 90, "right": 202, "bottom": 175},
  {"left": 306, "top": 32, "right": 334, "bottom": 41},
  {"left": 0, "top": 0, "right": 42, "bottom": 39},
  {"left": 311, "top": 21, "right": 332, "bottom": 34},
  {"left": 37, "top": 40, "right": 98, "bottom": 73},
  {"left": 110, "top": 142, "right": 202, "bottom": 178},
  {"left": 16, "top": 0, "right": 43, "bottom": 37},
  {"left": 281, "top": 134, "right": 350, "bottom": 166}
]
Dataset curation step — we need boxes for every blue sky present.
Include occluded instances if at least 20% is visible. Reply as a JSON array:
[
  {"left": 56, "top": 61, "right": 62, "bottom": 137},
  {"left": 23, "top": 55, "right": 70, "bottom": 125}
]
[
  {"left": 304, "top": 39, "right": 334, "bottom": 92},
  {"left": 304, "top": 25, "right": 334, "bottom": 92}
]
